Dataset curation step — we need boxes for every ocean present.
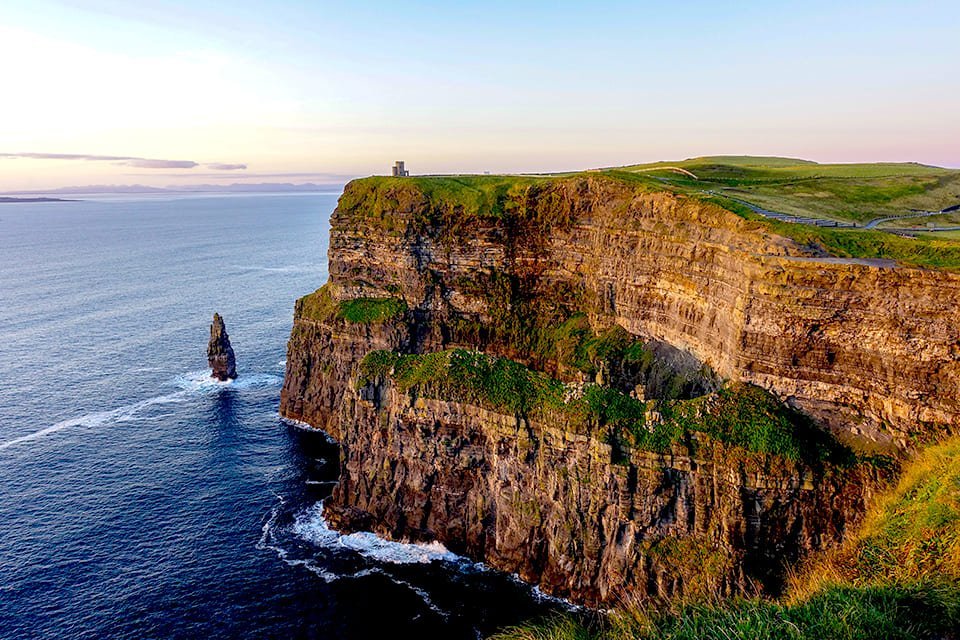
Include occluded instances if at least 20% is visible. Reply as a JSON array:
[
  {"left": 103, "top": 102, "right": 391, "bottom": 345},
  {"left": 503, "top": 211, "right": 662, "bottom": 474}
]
[{"left": 0, "top": 194, "right": 560, "bottom": 639}]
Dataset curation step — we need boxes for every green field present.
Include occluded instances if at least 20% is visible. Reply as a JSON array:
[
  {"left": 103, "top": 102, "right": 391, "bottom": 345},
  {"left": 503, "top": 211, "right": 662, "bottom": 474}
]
[{"left": 614, "top": 156, "right": 960, "bottom": 225}]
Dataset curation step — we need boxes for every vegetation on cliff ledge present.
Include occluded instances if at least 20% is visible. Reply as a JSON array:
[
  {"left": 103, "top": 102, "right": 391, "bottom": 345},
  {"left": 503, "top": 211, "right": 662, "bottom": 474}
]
[
  {"left": 296, "top": 284, "right": 407, "bottom": 324},
  {"left": 492, "top": 436, "right": 960, "bottom": 640},
  {"left": 337, "top": 297, "right": 407, "bottom": 324},
  {"left": 358, "top": 348, "right": 846, "bottom": 464}
]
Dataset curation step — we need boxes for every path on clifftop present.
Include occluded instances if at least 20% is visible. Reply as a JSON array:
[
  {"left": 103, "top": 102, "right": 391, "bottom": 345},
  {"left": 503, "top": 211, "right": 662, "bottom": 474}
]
[{"left": 864, "top": 207, "right": 958, "bottom": 229}]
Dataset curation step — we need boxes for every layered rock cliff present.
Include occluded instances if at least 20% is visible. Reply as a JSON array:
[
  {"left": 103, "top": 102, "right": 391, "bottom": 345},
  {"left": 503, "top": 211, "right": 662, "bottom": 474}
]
[{"left": 280, "top": 175, "right": 960, "bottom": 605}]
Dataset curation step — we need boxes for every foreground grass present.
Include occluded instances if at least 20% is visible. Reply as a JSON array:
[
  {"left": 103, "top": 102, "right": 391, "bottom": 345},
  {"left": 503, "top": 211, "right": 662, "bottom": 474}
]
[
  {"left": 790, "top": 437, "right": 960, "bottom": 597},
  {"left": 492, "top": 437, "right": 960, "bottom": 640},
  {"left": 496, "top": 584, "right": 957, "bottom": 640}
]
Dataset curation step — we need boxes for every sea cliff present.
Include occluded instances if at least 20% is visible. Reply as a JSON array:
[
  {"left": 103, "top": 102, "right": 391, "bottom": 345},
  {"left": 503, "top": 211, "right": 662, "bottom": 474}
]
[{"left": 280, "top": 174, "right": 960, "bottom": 604}]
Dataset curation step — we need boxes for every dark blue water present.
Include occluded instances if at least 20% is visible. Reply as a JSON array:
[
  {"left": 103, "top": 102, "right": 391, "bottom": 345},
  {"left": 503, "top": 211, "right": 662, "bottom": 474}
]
[{"left": 0, "top": 195, "right": 559, "bottom": 639}]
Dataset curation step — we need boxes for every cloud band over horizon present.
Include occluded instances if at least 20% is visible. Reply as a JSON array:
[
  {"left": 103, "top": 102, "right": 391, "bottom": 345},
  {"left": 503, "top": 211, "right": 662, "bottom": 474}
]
[{"left": 0, "top": 152, "right": 246, "bottom": 170}]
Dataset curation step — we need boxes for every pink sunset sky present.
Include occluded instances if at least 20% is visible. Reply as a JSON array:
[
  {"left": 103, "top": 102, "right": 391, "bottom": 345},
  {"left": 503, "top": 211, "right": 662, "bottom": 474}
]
[{"left": 1, "top": 0, "right": 957, "bottom": 192}]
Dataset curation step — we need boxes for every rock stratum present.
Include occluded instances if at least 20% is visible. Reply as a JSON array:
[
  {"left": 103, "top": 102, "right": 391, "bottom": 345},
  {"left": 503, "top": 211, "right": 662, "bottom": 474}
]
[{"left": 280, "top": 174, "right": 960, "bottom": 605}]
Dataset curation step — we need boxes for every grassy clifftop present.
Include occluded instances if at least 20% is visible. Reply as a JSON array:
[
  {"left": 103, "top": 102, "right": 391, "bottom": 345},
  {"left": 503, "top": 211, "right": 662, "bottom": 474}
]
[
  {"left": 617, "top": 155, "right": 960, "bottom": 225},
  {"left": 339, "top": 158, "right": 960, "bottom": 270}
]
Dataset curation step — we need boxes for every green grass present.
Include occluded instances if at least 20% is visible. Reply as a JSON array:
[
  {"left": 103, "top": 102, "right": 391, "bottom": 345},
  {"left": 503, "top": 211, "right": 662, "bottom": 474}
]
[
  {"left": 296, "top": 284, "right": 339, "bottom": 322},
  {"left": 606, "top": 157, "right": 960, "bottom": 269},
  {"left": 791, "top": 437, "right": 960, "bottom": 594},
  {"left": 337, "top": 297, "right": 407, "bottom": 324},
  {"left": 917, "top": 229, "right": 960, "bottom": 240},
  {"left": 337, "top": 174, "right": 562, "bottom": 228},
  {"left": 295, "top": 284, "right": 407, "bottom": 324},
  {"left": 616, "top": 156, "right": 960, "bottom": 224},
  {"left": 530, "top": 314, "right": 705, "bottom": 397},
  {"left": 494, "top": 583, "right": 959, "bottom": 640},
  {"left": 877, "top": 212, "right": 960, "bottom": 228},
  {"left": 661, "top": 385, "right": 850, "bottom": 464},
  {"left": 358, "top": 348, "right": 567, "bottom": 417},
  {"left": 766, "top": 221, "right": 960, "bottom": 270},
  {"left": 491, "top": 437, "right": 960, "bottom": 640}
]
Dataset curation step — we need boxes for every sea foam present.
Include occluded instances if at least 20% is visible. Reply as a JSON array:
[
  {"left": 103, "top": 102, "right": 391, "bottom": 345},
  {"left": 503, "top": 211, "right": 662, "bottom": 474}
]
[
  {"left": 291, "top": 502, "right": 461, "bottom": 565},
  {"left": 0, "top": 392, "right": 187, "bottom": 452},
  {"left": 172, "top": 370, "right": 282, "bottom": 392},
  {"left": 0, "top": 368, "right": 282, "bottom": 452}
]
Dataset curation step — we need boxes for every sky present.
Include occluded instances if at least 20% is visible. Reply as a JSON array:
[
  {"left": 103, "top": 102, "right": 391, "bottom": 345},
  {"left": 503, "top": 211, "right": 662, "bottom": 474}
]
[{"left": 1, "top": 0, "right": 958, "bottom": 191}]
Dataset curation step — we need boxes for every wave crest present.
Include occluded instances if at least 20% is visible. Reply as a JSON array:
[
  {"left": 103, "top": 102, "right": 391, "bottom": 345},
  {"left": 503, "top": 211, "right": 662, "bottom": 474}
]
[{"left": 290, "top": 502, "right": 461, "bottom": 565}]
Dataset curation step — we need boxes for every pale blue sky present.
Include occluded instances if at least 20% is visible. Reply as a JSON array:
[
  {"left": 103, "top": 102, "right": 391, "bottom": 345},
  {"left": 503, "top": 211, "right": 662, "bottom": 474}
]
[{"left": 1, "top": 0, "right": 958, "bottom": 189}]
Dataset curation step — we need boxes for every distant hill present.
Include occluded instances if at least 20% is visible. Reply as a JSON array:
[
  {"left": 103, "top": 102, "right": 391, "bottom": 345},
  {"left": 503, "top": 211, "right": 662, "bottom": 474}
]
[{"left": 1, "top": 182, "right": 346, "bottom": 196}]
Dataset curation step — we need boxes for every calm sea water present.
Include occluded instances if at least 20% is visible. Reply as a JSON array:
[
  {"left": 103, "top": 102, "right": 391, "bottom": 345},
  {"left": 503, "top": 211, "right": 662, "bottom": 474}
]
[{"left": 0, "top": 194, "right": 559, "bottom": 639}]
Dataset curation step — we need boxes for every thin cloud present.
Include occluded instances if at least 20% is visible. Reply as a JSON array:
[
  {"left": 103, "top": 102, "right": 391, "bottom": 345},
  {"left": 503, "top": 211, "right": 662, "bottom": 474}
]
[
  {"left": 124, "top": 158, "right": 199, "bottom": 169},
  {"left": 206, "top": 163, "right": 248, "bottom": 170},
  {"left": 1, "top": 152, "right": 132, "bottom": 161},
  {"left": 0, "top": 152, "right": 244, "bottom": 171},
  {"left": 123, "top": 171, "right": 355, "bottom": 181}
]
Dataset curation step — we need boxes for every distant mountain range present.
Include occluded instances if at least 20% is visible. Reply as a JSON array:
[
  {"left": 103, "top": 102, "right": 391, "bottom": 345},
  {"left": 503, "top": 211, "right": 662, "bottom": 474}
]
[{"left": 1, "top": 182, "right": 346, "bottom": 196}]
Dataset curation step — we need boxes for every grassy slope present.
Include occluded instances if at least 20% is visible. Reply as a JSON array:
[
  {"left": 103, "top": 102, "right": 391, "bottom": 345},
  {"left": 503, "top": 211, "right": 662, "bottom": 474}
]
[
  {"left": 616, "top": 156, "right": 960, "bottom": 225},
  {"left": 492, "top": 437, "right": 960, "bottom": 640}
]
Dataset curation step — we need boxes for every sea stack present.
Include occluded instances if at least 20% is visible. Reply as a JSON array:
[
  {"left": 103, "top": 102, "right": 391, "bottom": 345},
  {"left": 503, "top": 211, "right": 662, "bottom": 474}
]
[{"left": 207, "top": 313, "right": 237, "bottom": 381}]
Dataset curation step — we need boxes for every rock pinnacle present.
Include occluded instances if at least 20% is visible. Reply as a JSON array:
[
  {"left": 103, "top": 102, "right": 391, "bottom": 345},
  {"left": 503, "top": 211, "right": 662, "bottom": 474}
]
[{"left": 207, "top": 313, "right": 237, "bottom": 381}]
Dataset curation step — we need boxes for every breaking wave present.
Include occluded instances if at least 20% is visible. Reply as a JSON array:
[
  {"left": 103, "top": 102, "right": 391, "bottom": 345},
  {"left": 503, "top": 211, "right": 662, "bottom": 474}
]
[
  {"left": 172, "top": 370, "right": 283, "bottom": 392},
  {"left": 292, "top": 502, "right": 462, "bottom": 565},
  {"left": 258, "top": 498, "right": 469, "bottom": 618}
]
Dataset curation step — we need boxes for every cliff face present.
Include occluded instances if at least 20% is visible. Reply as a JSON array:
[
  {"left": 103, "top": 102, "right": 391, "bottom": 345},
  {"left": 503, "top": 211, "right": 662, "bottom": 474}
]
[
  {"left": 280, "top": 175, "right": 960, "bottom": 604},
  {"left": 325, "top": 384, "right": 878, "bottom": 605}
]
